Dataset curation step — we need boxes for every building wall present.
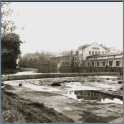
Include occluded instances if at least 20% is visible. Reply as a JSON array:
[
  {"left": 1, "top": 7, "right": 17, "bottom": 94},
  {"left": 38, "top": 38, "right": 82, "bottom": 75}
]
[
  {"left": 82, "top": 53, "right": 123, "bottom": 68},
  {"left": 50, "top": 57, "right": 59, "bottom": 65},
  {"left": 50, "top": 56, "right": 73, "bottom": 67},
  {"left": 74, "top": 56, "right": 79, "bottom": 67},
  {"left": 83, "top": 59, "right": 123, "bottom": 68},
  {"left": 78, "top": 43, "right": 107, "bottom": 67},
  {"left": 82, "top": 43, "right": 107, "bottom": 60}
]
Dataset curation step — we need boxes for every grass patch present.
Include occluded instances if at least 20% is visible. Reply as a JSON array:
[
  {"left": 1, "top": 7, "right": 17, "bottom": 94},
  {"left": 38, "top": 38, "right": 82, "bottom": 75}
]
[
  {"left": 79, "top": 110, "right": 119, "bottom": 123},
  {"left": 4, "top": 84, "right": 15, "bottom": 90},
  {"left": 1, "top": 89, "right": 74, "bottom": 123}
]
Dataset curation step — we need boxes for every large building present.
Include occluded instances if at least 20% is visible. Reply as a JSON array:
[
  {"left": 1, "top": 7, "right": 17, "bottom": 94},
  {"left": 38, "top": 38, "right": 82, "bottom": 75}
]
[
  {"left": 82, "top": 52, "right": 123, "bottom": 68},
  {"left": 78, "top": 42, "right": 107, "bottom": 66},
  {"left": 50, "top": 55, "right": 74, "bottom": 67},
  {"left": 50, "top": 42, "right": 123, "bottom": 69}
]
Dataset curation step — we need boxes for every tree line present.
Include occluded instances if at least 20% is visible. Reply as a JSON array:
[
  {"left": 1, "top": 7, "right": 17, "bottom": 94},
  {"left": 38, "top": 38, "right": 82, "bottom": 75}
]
[{"left": 18, "top": 51, "right": 55, "bottom": 68}]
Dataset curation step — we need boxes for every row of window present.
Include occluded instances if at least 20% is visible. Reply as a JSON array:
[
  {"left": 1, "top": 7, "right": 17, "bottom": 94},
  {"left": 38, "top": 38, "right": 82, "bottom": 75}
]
[
  {"left": 74, "top": 57, "right": 79, "bottom": 61},
  {"left": 83, "top": 61, "right": 120, "bottom": 67},
  {"left": 51, "top": 59, "right": 58, "bottom": 62},
  {"left": 61, "top": 62, "right": 70, "bottom": 66},
  {"left": 89, "top": 51, "right": 106, "bottom": 55},
  {"left": 60, "top": 57, "right": 70, "bottom": 60},
  {"left": 51, "top": 57, "right": 71, "bottom": 62}
]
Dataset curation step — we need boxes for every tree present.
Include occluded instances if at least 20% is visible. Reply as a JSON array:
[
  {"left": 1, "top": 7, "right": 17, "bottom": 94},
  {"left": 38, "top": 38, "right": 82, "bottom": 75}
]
[
  {"left": 1, "top": 2, "right": 16, "bottom": 35},
  {"left": 1, "top": 50, "right": 17, "bottom": 70},
  {"left": 1, "top": 33, "right": 22, "bottom": 55},
  {"left": 1, "top": 33, "right": 22, "bottom": 73}
]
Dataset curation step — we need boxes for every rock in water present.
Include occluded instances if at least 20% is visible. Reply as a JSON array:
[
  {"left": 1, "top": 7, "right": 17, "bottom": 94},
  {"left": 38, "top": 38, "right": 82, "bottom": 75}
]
[
  {"left": 19, "top": 83, "right": 22, "bottom": 86},
  {"left": 51, "top": 83, "right": 61, "bottom": 86}
]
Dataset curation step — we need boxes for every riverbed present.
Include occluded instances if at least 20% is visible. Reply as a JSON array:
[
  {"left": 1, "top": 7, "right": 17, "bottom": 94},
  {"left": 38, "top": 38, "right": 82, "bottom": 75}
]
[{"left": 3, "top": 76, "right": 123, "bottom": 123}]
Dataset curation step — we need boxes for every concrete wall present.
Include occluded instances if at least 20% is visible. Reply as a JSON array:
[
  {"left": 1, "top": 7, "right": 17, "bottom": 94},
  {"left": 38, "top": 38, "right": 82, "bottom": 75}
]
[
  {"left": 1, "top": 72, "right": 119, "bottom": 81},
  {"left": 58, "top": 66, "right": 123, "bottom": 74},
  {"left": 20, "top": 67, "right": 38, "bottom": 72}
]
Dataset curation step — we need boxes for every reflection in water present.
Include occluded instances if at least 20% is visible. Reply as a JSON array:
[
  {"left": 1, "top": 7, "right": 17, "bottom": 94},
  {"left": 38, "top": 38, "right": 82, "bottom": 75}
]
[{"left": 67, "top": 90, "right": 123, "bottom": 104}]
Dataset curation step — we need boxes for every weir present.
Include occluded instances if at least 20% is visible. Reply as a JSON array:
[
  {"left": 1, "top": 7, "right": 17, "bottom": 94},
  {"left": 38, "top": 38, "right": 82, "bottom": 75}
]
[{"left": 1, "top": 72, "right": 119, "bottom": 81}]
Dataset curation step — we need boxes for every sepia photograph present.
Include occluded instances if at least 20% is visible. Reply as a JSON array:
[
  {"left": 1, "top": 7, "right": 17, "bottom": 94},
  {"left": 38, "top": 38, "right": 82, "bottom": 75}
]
[{"left": 1, "top": 1, "right": 123, "bottom": 123}]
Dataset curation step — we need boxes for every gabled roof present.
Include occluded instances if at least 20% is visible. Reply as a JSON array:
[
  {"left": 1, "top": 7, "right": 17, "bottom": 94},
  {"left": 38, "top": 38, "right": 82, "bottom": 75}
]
[{"left": 78, "top": 42, "right": 106, "bottom": 51}]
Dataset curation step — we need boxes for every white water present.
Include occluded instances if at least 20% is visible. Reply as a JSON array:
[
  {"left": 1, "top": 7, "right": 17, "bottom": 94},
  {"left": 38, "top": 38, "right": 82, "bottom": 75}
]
[
  {"left": 101, "top": 98, "right": 123, "bottom": 104},
  {"left": 94, "top": 76, "right": 118, "bottom": 79}
]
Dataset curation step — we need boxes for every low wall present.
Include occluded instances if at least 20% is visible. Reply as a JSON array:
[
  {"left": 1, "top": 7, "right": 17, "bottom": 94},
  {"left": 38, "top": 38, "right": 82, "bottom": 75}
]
[
  {"left": 19, "top": 67, "right": 38, "bottom": 72},
  {"left": 24, "top": 65, "right": 123, "bottom": 74},
  {"left": 1, "top": 72, "right": 119, "bottom": 81},
  {"left": 59, "top": 66, "right": 123, "bottom": 74}
]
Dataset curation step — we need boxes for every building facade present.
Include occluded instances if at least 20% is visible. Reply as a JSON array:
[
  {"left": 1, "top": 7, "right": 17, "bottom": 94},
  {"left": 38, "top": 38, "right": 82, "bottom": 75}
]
[
  {"left": 50, "top": 55, "right": 74, "bottom": 67},
  {"left": 78, "top": 42, "right": 107, "bottom": 66},
  {"left": 50, "top": 42, "right": 123, "bottom": 70},
  {"left": 82, "top": 52, "right": 123, "bottom": 68}
]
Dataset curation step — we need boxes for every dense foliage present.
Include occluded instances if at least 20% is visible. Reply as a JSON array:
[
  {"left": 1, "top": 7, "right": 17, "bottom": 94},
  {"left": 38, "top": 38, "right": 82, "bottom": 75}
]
[
  {"left": 1, "top": 33, "right": 22, "bottom": 73},
  {"left": 1, "top": 33, "right": 22, "bottom": 55},
  {"left": 19, "top": 51, "right": 54, "bottom": 68}
]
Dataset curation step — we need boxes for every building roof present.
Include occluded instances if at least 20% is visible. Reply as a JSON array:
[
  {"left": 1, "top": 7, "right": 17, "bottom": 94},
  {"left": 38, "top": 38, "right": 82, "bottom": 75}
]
[
  {"left": 78, "top": 42, "right": 107, "bottom": 50},
  {"left": 50, "top": 55, "right": 74, "bottom": 58},
  {"left": 78, "top": 44, "right": 90, "bottom": 49},
  {"left": 86, "top": 52, "right": 123, "bottom": 59}
]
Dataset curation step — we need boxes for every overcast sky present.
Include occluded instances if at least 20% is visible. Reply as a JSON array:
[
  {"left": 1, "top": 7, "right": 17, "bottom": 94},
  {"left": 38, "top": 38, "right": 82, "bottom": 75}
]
[{"left": 9, "top": 2, "right": 123, "bottom": 54}]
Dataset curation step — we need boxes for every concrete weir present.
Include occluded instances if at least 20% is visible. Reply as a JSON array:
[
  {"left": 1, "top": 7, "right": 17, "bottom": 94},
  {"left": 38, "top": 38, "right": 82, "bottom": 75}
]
[{"left": 1, "top": 72, "right": 119, "bottom": 81}]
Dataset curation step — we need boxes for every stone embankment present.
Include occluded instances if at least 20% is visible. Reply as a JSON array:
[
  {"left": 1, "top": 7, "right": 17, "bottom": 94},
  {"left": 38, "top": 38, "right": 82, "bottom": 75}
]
[{"left": 1, "top": 72, "right": 119, "bottom": 81}]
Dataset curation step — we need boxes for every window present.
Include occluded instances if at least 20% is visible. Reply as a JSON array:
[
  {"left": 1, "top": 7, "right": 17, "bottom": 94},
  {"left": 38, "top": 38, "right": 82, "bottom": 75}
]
[
  {"left": 102, "top": 52, "right": 104, "bottom": 54},
  {"left": 89, "top": 51, "right": 91, "bottom": 55},
  {"left": 109, "top": 61, "right": 112, "bottom": 66},
  {"left": 83, "top": 63, "right": 85, "bottom": 67},
  {"left": 116, "top": 61, "right": 119, "bottom": 66},
  {"left": 103, "top": 61, "right": 105, "bottom": 66},
  {"left": 68, "top": 62, "right": 70, "bottom": 65},
  {"left": 92, "top": 62, "right": 94, "bottom": 66},
  {"left": 98, "top": 51, "right": 100, "bottom": 54},
  {"left": 92, "top": 51, "right": 94, "bottom": 55},
  {"left": 95, "top": 51, "right": 97, "bottom": 54},
  {"left": 97, "top": 62, "right": 99, "bottom": 66},
  {"left": 88, "top": 62, "right": 90, "bottom": 66}
]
